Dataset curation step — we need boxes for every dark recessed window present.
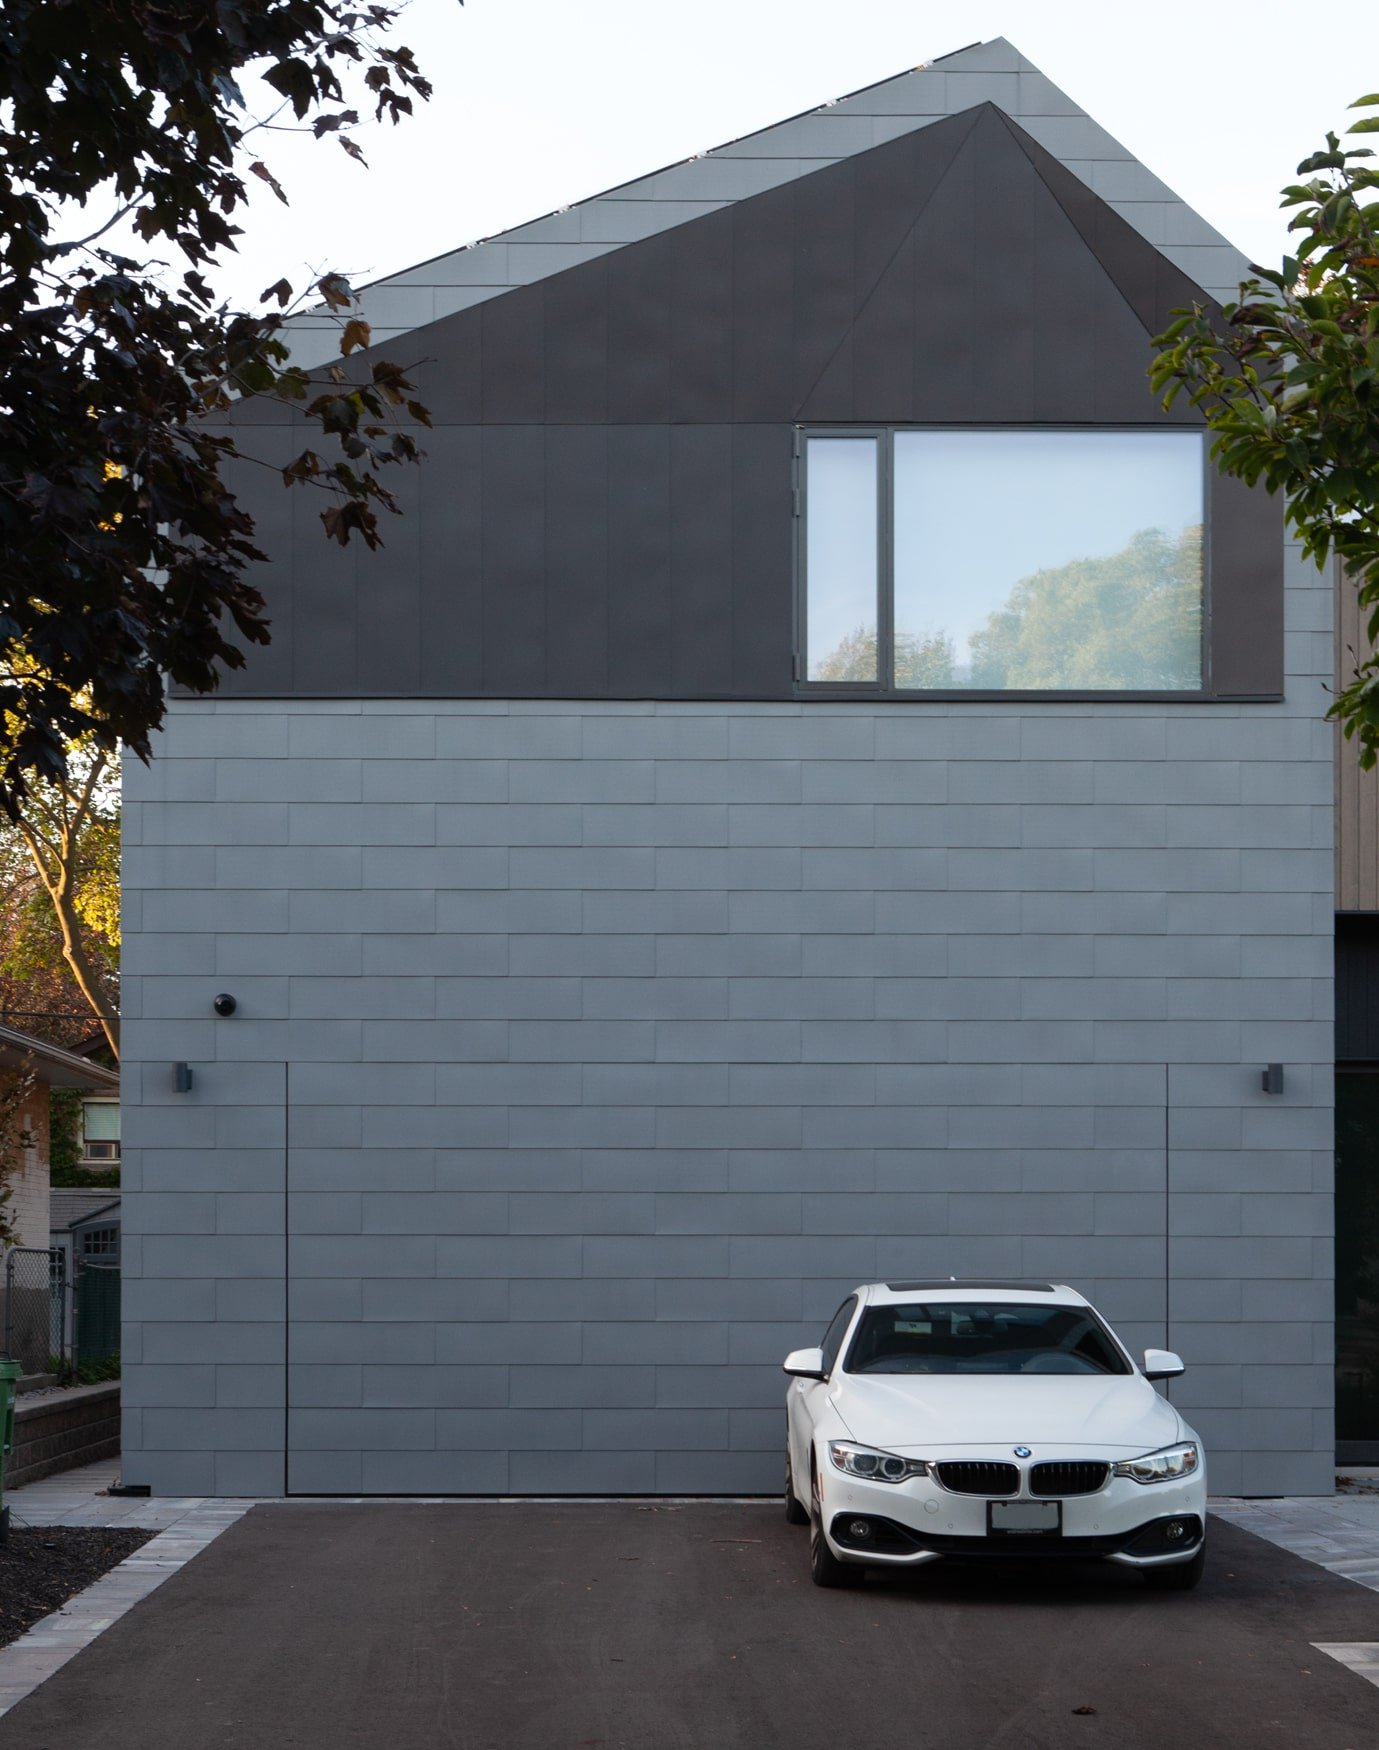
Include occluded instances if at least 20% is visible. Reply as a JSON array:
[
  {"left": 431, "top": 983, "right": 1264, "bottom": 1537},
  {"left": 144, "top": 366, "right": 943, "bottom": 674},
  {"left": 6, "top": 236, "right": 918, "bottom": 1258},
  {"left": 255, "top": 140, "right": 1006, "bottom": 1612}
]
[{"left": 799, "top": 429, "right": 1205, "bottom": 695}]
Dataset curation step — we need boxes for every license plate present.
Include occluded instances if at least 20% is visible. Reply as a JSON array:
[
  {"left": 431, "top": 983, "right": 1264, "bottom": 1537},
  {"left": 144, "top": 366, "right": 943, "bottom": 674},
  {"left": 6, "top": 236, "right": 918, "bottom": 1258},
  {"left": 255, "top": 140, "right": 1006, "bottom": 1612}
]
[{"left": 988, "top": 1501, "right": 1061, "bottom": 1536}]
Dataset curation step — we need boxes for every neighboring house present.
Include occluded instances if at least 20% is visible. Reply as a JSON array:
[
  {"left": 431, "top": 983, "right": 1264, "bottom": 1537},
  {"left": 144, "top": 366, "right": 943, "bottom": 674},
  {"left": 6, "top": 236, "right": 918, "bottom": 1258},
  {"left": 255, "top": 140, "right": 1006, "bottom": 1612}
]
[
  {"left": 1, "top": 1024, "right": 119, "bottom": 1374},
  {"left": 0, "top": 1023, "right": 120, "bottom": 1255},
  {"left": 121, "top": 38, "right": 1334, "bottom": 1499}
]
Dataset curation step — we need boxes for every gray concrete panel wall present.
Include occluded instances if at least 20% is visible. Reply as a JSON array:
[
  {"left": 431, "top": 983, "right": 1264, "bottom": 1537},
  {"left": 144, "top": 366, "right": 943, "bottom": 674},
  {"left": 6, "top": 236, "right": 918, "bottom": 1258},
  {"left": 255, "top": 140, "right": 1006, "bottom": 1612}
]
[{"left": 121, "top": 538, "right": 1332, "bottom": 1497}]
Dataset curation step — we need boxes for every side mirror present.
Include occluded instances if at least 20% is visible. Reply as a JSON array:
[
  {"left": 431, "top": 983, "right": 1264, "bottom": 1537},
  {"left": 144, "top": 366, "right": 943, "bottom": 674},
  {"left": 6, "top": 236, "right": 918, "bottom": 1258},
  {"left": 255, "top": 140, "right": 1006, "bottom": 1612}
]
[
  {"left": 1142, "top": 1348, "right": 1185, "bottom": 1381},
  {"left": 783, "top": 1346, "right": 827, "bottom": 1381}
]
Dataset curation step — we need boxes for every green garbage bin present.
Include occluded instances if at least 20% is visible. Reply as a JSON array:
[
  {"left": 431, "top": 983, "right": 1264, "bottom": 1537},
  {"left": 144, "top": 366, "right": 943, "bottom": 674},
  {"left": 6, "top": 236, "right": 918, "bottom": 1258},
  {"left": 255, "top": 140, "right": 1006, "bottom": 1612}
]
[{"left": 1, "top": 1357, "right": 20, "bottom": 1542}]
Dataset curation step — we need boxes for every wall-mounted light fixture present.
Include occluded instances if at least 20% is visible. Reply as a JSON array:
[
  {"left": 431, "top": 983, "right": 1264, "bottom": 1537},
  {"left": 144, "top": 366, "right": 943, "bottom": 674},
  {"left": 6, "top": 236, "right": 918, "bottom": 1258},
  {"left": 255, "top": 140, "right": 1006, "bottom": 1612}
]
[
  {"left": 1261, "top": 1063, "right": 1284, "bottom": 1096},
  {"left": 173, "top": 1062, "right": 194, "bottom": 1093}
]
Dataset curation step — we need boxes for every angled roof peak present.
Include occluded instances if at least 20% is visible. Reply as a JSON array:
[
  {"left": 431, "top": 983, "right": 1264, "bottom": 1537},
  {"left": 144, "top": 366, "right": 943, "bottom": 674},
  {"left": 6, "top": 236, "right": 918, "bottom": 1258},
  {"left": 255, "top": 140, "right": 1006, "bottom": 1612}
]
[
  {"left": 285, "top": 38, "right": 1247, "bottom": 370},
  {"left": 0, "top": 1020, "right": 119, "bottom": 1088}
]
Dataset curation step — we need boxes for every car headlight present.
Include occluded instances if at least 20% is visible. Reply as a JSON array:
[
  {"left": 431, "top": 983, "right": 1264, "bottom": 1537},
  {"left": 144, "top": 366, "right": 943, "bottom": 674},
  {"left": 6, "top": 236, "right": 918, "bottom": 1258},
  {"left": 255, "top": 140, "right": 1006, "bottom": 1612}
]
[
  {"left": 827, "top": 1440, "right": 927, "bottom": 1484},
  {"left": 1112, "top": 1442, "right": 1200, "bottom": 1485}
]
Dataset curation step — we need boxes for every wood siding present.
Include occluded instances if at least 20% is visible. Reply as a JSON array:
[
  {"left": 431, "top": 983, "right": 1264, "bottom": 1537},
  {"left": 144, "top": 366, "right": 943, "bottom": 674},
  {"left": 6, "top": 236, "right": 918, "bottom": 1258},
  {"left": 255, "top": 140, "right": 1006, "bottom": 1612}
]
[{"left": 1337, "top": 562, "right": 1379, "bottom": 910}]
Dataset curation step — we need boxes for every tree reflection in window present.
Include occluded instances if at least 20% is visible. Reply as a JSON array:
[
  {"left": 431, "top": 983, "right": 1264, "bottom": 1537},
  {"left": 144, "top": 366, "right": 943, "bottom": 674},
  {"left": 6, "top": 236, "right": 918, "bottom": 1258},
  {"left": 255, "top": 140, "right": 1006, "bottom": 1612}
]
[
  {"left": 965, "top": 525, "right": 1202, "bottom": 691},
  {"left": 813, "top": 526, "right": 1199, "bottom": 692},
  {"left": 801, "top": 429, "right": 1205, "bottom": 694},
  {"left": 814, "top": 628, "right": 957, "bottom": 686}
]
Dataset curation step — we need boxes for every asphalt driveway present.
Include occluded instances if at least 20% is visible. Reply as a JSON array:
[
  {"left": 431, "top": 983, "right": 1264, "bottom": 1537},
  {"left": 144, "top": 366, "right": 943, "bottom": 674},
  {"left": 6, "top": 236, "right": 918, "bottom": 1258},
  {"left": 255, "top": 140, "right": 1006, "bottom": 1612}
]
[{"left": 1, "top": 1504, "right": 1377, "bottom": 1748}]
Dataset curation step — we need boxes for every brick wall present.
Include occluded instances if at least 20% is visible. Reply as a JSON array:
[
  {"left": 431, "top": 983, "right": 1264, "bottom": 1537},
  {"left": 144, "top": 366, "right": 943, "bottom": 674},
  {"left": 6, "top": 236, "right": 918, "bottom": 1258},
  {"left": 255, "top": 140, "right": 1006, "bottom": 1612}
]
[
  {"left": 7, "top": 1383, "right": 121, "bottom": 1487},
  {"left": 2, "top": 1074, "right": 51, "bottom": 1255}
]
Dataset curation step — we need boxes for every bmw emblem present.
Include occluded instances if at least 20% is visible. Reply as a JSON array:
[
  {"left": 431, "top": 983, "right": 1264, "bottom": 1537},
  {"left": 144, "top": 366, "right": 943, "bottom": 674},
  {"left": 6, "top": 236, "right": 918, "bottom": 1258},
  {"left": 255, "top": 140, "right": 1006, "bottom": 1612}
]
[{"left": 1013, "top": 1447, "right": 1032, "bottom": 1459}]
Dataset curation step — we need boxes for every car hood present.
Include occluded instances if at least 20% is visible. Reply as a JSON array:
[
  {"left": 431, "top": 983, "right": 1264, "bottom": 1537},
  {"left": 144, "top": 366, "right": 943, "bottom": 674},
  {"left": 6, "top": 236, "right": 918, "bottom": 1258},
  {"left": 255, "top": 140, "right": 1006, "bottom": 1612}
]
[{"left": 831, "top": 1373, "right": 1184, "bottom": 1455}]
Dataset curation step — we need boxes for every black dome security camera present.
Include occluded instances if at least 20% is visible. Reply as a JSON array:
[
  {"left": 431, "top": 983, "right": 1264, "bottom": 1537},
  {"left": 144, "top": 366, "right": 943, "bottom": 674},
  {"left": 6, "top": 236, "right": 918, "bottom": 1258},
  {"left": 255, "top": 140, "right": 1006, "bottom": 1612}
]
[{"left": 212, "top": 992, "right": 238, "bottom": 1017}]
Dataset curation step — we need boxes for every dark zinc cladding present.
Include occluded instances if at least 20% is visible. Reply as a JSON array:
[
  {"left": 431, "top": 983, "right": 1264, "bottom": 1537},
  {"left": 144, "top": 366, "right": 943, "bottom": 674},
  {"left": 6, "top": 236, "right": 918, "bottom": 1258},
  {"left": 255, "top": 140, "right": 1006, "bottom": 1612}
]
[
  {"left": 209, "top": 103, "right": 1280, "bottom": 703},
  {"left": 845, "top": 1303, "right": 1132, "bottom": 1376}
]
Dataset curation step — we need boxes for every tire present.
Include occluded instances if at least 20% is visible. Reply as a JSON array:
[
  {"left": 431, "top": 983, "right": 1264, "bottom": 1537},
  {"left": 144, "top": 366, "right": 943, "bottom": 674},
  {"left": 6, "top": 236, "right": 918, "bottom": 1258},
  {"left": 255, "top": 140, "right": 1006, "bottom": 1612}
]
[
  {"left": 1142, "top": 1546, "right": 1205, "bottom": 1592},
  {"left": 785, "top": 1445, "right": 809, "bottom": 1525},
  {"left": 810, "top": 1461, "right": 864, "bottom": 1588}
]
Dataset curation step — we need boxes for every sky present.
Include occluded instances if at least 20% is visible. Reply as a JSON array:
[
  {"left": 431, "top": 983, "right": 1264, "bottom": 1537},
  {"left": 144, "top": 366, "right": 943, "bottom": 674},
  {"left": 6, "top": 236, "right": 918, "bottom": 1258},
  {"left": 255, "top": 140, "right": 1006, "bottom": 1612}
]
[{"left": 208, "top": 0, "right": 1379, "bottom": 310}]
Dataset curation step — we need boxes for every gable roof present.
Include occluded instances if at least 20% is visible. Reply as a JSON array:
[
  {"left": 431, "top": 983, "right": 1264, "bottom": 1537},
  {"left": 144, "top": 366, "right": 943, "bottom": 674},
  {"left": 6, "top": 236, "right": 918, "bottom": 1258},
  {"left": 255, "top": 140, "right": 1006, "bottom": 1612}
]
[
  {"left": 357, "top": 104, "right": 1215, "bottom": 431},
  {"left": 0, "top": 1022, "right": 120, "bottom": 1090},
  {"left": 284, "top": 36, "right": 1247, "bottom": 371}
]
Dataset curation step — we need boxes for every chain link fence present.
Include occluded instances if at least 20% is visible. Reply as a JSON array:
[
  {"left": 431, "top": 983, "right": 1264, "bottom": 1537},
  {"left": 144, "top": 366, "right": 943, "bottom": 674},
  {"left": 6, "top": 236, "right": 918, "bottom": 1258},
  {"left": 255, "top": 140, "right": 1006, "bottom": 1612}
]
[{"left": 2, "top": 1247, "right": 67, "bottom": 1376}]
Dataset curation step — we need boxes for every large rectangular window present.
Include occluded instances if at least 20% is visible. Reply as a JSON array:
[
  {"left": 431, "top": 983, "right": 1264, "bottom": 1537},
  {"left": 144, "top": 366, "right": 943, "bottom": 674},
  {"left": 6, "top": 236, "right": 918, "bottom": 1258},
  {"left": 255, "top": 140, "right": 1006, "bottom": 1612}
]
[{"left": 800, "top": 429, "right": 1205, "bottom": 694}]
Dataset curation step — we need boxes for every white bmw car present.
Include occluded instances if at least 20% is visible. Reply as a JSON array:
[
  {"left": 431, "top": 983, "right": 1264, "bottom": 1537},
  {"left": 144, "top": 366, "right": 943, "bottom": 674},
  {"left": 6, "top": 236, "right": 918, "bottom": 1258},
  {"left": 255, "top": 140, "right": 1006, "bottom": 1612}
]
[{"left": 784, "top": 1280, "right": 1206, "bottom": 1590}]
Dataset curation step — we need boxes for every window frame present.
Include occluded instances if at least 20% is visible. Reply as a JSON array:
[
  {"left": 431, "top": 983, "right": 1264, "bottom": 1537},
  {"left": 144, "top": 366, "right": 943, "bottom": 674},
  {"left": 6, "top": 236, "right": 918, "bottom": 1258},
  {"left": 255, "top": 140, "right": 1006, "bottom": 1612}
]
[
  {"left": 80, "top": 1096, "right": 120, "bottom": 1164},
  {"left": 793, "top": 424, "right": 1213, "bottom": 703}
]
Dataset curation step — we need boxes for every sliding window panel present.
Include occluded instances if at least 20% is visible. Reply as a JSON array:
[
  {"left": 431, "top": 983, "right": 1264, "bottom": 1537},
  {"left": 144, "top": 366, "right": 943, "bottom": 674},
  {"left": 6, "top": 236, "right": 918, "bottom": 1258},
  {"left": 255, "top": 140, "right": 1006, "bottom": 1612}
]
[{"left": 802, "top": 434, "right": 881, "bottom": 685}]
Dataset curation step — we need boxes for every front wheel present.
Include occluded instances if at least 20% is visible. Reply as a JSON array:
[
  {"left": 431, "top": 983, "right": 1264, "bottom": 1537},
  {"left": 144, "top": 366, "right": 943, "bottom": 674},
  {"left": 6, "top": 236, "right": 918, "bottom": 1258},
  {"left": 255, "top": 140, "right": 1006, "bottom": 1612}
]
[
  {"left": 785, "top": 1445, "right": 809, "bottom": 1525},
  {"left": 810, "top": 1462, "right": 863, "bottom": 1588},
  {"left": 1142, "top": 1546, "right": 1205, "bottom": 1592}
]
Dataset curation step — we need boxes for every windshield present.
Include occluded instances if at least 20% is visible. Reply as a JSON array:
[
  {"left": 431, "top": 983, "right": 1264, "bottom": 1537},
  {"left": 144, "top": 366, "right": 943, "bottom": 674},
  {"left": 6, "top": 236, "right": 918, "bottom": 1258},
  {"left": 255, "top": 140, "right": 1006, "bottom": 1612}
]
[{"left": 844, "top": 1302, "right": 1131, "bottom": 1377}]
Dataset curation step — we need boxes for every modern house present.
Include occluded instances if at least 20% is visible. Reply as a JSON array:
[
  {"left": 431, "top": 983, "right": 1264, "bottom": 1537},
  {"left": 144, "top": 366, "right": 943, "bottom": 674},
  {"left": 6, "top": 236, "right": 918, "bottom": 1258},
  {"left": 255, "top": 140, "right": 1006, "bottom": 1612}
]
[{"left": 120, "top": 38, "right": 1335, "bottom": 1498}]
